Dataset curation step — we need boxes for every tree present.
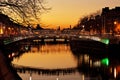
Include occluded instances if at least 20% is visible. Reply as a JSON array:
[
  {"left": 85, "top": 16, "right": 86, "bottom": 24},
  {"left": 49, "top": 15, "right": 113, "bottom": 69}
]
[
  {"left": 77, "top": 16, "right": 89, "bottom": 31},
  {"left": 0, "top": 0, "right": 50, "bottom": 26},
  {"left": 75, "top": 10, "right": 102, "bottom": 32}
]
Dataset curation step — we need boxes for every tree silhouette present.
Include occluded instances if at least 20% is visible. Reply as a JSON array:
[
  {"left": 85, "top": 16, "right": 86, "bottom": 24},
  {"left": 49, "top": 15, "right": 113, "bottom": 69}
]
[
  {"left": 76, "top": 10, "right": 102, "bottom": 32},
  {"left": 0, "top": 0, "right": 50, "bottom": 26}
]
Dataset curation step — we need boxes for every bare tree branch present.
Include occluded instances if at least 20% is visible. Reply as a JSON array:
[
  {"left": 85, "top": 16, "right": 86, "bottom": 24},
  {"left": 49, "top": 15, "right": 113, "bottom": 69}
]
[{"left": 0, "top": 0, "right": 50, "bottom": 26}]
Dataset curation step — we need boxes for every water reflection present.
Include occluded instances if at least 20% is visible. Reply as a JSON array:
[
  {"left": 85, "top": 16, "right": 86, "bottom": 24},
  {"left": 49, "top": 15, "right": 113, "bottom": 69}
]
[
  {"left": 31, "top": 43, "right": 71, "bottom": 54},
  {"left": 12, "top": 42, "right": 77, "bottom": 69},
  {"left": 4, "top": 40, "right": 120, "bottom": 80},
  {"left": 70, "top": 41, "right": 120, "bottom": 80}
]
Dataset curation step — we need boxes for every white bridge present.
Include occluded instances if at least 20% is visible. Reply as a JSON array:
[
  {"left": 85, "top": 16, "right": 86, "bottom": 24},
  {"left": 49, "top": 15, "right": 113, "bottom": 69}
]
[{"left": 2, "top": 29, "right": 120, "bottom": 45}]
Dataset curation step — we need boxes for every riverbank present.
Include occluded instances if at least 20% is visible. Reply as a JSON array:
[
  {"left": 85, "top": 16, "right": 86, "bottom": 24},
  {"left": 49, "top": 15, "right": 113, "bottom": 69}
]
[{"left": 0, "top": 49, "right": 22, "bottom": 80}]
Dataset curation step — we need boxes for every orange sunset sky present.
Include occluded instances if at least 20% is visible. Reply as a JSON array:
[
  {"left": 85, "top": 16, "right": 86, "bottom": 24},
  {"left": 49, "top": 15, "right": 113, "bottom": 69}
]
[{"left": 40, "top": 0, "right": 120, "bottom": 29}]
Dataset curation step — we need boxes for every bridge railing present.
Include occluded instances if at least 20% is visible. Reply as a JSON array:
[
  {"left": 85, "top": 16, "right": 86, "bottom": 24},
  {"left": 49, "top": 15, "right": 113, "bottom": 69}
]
[
  {"left": 2, "top": 35, "right": 34, "bottom": 45},
  {"left": 1, "top": 31, "right": 120, "bottom": 45}
]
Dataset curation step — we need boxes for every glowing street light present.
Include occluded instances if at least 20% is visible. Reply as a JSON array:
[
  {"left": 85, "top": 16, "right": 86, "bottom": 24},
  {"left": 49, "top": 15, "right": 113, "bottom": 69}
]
[{"left": 114, "top": 21, "right": 117, "bottom": 25}]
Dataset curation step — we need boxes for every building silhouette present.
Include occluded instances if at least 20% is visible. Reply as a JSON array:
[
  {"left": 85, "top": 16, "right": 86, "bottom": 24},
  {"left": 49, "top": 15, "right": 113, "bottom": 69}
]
[{"left": 101, "top": 7, "right": 120, "bottom": 34}]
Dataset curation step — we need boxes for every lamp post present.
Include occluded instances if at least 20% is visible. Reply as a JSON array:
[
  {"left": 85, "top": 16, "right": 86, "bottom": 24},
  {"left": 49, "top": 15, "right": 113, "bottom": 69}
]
[
  {"left": 113, "top": 21, "right": 117, "bottom": 36},
  {"left": 114, "top": 21, "right": 117, "bottom": 25}
]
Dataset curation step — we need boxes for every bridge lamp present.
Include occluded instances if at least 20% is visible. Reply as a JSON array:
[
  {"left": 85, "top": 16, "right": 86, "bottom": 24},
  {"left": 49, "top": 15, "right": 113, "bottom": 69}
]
[
  {"left": 101, "top": 58, "right": 109, "bottom": 66},
  {"left": 101, "top": 38, "right": 109, "bottom": 45}
]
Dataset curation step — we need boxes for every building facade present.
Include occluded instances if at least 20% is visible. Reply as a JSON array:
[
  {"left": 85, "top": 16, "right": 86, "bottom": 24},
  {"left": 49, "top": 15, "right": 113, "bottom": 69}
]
[{"left": 101, "top": 7, "right": 120, "bottom": 34}]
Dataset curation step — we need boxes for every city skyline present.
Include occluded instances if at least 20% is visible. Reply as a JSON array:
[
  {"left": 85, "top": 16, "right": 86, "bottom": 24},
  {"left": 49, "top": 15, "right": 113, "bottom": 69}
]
[{"left": 40, "top": 0, "right": 120, "bottom": 29}]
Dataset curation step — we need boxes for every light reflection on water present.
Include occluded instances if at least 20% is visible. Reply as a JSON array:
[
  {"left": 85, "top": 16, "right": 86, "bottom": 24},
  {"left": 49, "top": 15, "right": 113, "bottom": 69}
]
[
  {"left": 9, "top": 41, "right": 120, "bottom": 80},
  {"left": 12, "top": 43, "right": 85, "bottom": 80},
  {"left": 18, "top": 72, "right": 85, "bottom": 80},
  {"left": 12, "top": 43, "right": 77, "bottom": 69}
]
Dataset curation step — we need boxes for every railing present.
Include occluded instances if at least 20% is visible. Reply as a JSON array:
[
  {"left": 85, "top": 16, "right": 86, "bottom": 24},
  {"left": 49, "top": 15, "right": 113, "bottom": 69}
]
[
  {"left": 2, "top": 35, "right": 34, "bottom": 45},
  {"left": 1, "top": 32, "right": 120, "bottom": 45}
]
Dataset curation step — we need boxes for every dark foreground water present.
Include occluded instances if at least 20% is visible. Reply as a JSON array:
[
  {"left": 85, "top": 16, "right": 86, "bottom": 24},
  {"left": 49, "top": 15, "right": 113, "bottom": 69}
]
[{"left": 5, "top": 40, "right": 120, "bottom": 80}]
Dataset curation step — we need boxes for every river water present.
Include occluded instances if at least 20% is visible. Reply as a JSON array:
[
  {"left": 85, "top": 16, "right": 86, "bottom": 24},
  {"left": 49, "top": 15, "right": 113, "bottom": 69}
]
[
  {"left": 6, "top": 40, "right": 120, "bottom": 80},
  {"left": 12, "top": 43, "right": 77, "bottom": 69}
]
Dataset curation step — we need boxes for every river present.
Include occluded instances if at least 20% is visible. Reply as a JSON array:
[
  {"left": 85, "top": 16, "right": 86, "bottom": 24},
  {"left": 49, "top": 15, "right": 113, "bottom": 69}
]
[{"left": 5, "top": 40, "right": 120, "bottom": 80}]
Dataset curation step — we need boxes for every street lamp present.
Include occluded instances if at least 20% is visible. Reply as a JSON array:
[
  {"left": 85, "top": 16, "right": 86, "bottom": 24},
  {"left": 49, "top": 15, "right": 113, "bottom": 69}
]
[
  {"left": 114, "top": 21, "right": 117, "bottom": 25},
  {"left": 113, "top": 21, "right": 117, "bottom": 35},
  {"left": 82, "top": 25, "right": 85, "bottom": 31}
]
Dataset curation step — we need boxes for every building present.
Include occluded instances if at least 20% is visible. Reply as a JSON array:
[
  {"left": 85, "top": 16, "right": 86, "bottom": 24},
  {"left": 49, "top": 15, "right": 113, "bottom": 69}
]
[
  {"left": 101, "top": 7, "right": 120, "bottom": 34},
  {"left": 0, "top": 13, "right": 30, "bottom": 37}
]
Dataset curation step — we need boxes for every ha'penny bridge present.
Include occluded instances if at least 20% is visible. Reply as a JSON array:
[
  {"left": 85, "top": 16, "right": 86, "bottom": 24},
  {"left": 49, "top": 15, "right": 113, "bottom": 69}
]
[{"left": 1, "top": 32, "right": 120, "bottom": 46}]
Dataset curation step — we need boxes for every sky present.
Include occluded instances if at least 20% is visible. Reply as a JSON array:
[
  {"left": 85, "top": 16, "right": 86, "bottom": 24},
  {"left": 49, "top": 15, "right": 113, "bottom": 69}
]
[{"left": 40, "top": 0, "right": 120, "bottom": 29}]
